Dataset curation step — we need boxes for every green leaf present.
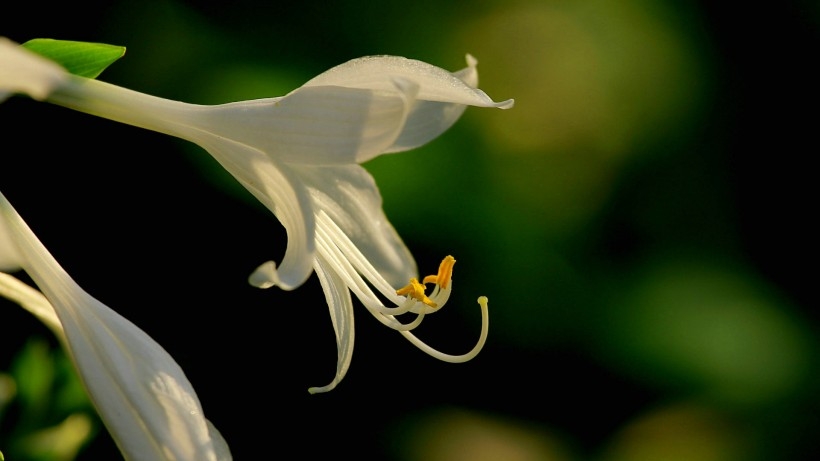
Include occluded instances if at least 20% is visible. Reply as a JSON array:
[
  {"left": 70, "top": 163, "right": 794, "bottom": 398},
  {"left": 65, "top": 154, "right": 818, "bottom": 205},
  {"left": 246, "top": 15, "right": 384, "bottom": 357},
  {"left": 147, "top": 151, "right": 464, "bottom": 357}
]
[{"left": 22, "top": 38, "right": 125, "bottom": 79}]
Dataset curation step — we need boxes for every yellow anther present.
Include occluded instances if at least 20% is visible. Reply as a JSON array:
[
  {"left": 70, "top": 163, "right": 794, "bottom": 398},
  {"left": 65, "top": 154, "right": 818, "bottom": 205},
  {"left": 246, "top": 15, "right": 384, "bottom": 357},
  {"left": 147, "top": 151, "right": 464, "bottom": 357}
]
[
  {"left": 422, "top": 255, "right": 456, "bottom": 289},
  {"left": 396, "top": 277, "right": 438, "bottom": 308}
]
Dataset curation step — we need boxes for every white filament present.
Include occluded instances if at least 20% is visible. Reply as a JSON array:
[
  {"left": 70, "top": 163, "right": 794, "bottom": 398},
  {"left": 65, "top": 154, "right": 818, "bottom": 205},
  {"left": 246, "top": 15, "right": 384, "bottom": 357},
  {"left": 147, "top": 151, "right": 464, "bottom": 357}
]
[{"left": 314, "top": 210, "right": 489, "bottom": 362}]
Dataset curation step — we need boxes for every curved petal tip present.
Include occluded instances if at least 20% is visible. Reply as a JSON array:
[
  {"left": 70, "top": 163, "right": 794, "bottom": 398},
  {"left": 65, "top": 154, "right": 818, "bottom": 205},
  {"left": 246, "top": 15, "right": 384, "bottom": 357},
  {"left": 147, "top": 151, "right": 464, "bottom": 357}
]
[
  {"left": 248, "top": 261, "right": 279, "bottom": 289},
  {"left": 496, "top": 97, "right": 515, "bottom": 109}
]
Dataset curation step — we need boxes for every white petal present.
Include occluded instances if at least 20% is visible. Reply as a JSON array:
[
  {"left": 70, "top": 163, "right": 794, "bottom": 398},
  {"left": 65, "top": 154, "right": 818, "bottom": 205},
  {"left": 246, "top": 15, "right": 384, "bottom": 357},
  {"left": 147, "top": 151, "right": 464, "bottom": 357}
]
[
  {"left": 0, "top": 272, "right": 63, "bottom": 338},
  {"left": 206, "top": 420, "right": 233, "bottom": 461},
  {"left": 248, "top": 261, "right": 279, "bottom": 289},
  {"left": 0, "top": 210, "right": 23, "bottom": 271},
  {"left": 0, "top": 37, "right": 67, "bottom": 102},
  {"left": 302, "top": 54, "right": 512, "bottom": 154},
  {"left": 382, "top": 98, "right": 469, "bottom": 153},
  {"left": 453, "top": 54, "right": 480, "bottom": 88},
  {"left": 195, "top": 83, "right": 414, "bottom": 165},
  {"left": 309, "top": 252, "right": 355, "bottom": 394},
  {"left": 194, "top": 137, "right": 316, "bottom": 290},
  {"left": 0, "top": 192, "right": 230, "bottom": 461},
  {"left": 294, "top": 164, "right": 417, "bottom": 287},
  {"left": 303, "top": 54, "right": 513, "bottom": 108}
]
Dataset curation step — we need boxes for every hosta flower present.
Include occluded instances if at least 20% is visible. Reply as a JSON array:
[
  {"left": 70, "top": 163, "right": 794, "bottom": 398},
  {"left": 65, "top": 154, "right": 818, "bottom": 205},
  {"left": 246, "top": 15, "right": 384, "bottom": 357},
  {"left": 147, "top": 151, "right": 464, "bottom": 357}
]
[
  {"left": 1, "top": 38, "right": 513, "bottom": 392},
  {"left": 0, "top": 37, "right": 66, "bottom": 102},
  {"left": 0, "top": 192, "right": 231, "bottom": 460}
]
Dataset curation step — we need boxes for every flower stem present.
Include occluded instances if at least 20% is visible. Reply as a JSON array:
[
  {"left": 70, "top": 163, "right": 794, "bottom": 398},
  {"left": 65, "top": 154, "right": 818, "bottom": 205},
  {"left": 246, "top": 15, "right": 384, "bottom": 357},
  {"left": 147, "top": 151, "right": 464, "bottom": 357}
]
[{"left": 45, "top": 76, "right": 208, "bottom": 141}]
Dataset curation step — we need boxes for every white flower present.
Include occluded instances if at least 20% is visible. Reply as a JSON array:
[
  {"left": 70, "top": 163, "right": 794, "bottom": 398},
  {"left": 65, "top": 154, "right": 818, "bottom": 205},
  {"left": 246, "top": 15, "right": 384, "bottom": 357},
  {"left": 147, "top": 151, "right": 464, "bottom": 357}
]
[
  {"left": 0, "top": 192, "right": 231, "bottom": 460},
  {"left": 0, "top": 37, "right": 66, "bottom": 102},
  {"left": 1, "top": 38, "right": 513, "bottom": 392}
]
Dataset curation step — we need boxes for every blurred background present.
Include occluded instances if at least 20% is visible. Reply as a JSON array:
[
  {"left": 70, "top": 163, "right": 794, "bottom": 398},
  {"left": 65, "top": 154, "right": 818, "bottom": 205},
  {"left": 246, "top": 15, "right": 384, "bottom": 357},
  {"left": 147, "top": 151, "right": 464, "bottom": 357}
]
[{"left": 1, "top": 0, "right": 818, "bottom": 459}]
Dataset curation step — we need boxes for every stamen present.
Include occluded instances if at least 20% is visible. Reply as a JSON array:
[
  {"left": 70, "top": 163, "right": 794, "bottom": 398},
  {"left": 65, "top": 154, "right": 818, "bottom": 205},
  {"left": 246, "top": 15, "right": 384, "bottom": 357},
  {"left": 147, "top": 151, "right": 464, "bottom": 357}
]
[
  {"left": 314, "top": 213, "right": 436, "bottom": 337},
  {"left": 396, "top": 278, "right": 437, "bottom": 308},
  {"left": 315, "top": 224, "right": 419, "bottom": 323},
  {"left": 422, "top": 255, "right": 455, "bottom": 288},
  {"left": 399, "top": 296, "right": 490, "bottom": 363},
  {"left": 316, "top": 211, "right": 406, "bottom": 305}
]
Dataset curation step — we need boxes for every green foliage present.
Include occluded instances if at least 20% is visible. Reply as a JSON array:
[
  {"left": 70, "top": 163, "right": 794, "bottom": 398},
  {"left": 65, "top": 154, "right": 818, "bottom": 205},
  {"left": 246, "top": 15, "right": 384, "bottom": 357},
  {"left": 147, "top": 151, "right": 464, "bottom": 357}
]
[
  {"left": 21, "top": 39, "right": 125, "bottom": 79},
  {"left": 0, "top": 339, "right": 96, "bottom": 461},
  {"left": 11, "top": 339, "right": 55, "bottom": 421}
]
